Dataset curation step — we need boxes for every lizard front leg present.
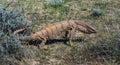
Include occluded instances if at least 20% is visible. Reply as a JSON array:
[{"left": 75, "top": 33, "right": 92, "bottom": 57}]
[
  {"left": 65, "top": 27, "right": 75, "bottom": 46},
  {"left": 68, "top": 28, "right": 75, "bottom": 46},
  {"left": 38, "top": 37, "right": 47, "bottom": 49}
]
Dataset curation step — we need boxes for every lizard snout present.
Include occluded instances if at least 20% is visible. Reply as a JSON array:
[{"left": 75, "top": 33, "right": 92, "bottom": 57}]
[{"left": 86, "top": 25, "right": 97, "bottom": 33}]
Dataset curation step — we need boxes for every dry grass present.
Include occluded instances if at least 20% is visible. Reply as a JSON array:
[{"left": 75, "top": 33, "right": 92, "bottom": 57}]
[{"left": 1, "top": 0, "right": 120, "bottom": 65}]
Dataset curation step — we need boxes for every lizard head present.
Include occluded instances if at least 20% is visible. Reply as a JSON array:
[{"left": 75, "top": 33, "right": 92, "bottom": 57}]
[
  {"left": 74, "top": 20, "right": 97, "bottom": 34},
  {"left": 77, "top": 24, "right": 97, "bottom": 34}
]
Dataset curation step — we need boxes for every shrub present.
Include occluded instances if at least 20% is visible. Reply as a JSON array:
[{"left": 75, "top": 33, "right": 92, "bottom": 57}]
[
  {"left": 0, "top": 4, "right": 28, "bottom": 34},
  {"left": 0, "top": 4, "right": 32, "bottom": 65}
]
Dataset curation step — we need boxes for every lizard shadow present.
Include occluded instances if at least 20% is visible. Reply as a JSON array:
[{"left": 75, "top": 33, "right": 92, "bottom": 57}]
[{"left": 28, "top": 38, "right": 84, "bottom": 46}]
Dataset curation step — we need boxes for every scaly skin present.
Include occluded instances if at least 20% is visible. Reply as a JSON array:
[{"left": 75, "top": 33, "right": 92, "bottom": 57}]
[{"left": 18, "top": 20, "right": 96, "bottom": 48}]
